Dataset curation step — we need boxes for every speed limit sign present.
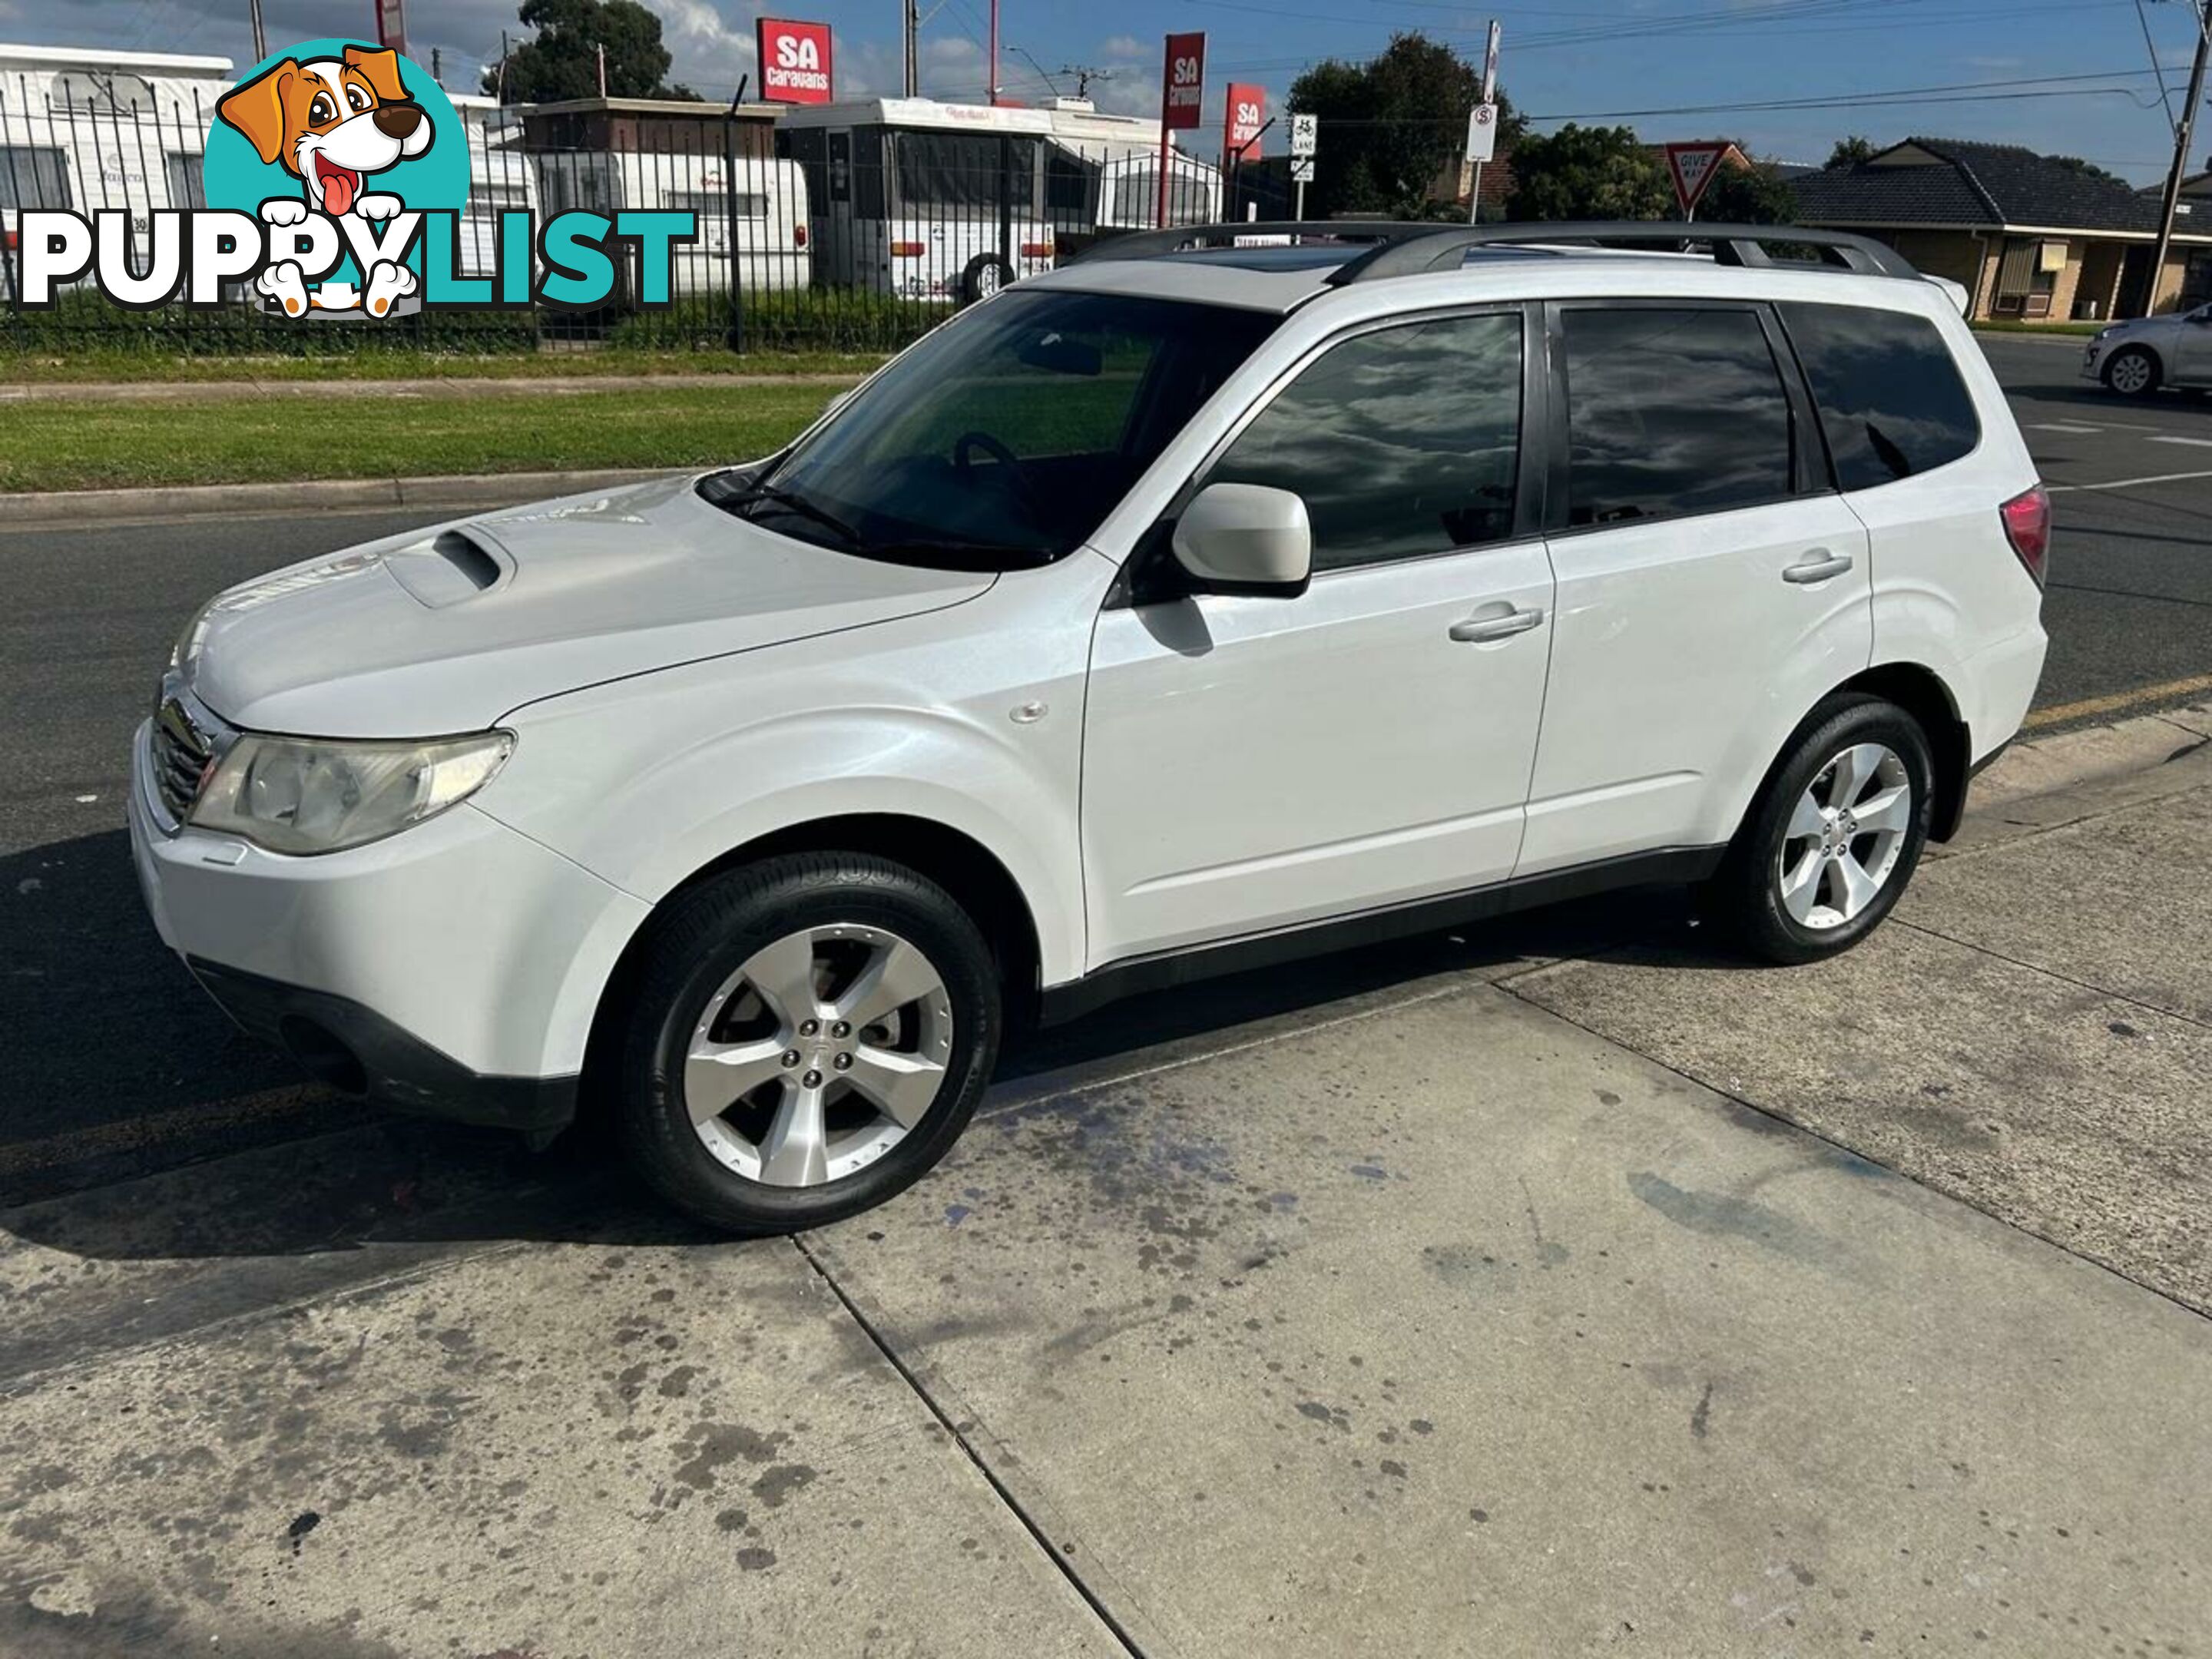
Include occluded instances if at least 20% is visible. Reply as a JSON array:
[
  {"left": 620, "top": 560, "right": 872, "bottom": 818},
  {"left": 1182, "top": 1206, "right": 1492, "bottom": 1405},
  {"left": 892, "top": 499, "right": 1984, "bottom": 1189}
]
[{"left": 1466, "top": 101, "right": 1498, "bottom": 164}]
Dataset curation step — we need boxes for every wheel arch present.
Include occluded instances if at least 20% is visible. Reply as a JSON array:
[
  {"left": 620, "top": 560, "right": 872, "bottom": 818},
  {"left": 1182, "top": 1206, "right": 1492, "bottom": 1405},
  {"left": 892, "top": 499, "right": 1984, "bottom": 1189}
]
[
  {"left": 581, "top": 813, "right": 1048, "bottom": 1110},
  {"left": 1839, "top": 663, "right": 1971, "bottom": 840},
  {"left": 2104, "top": 339, "right": 2164, "bottom": 387}
]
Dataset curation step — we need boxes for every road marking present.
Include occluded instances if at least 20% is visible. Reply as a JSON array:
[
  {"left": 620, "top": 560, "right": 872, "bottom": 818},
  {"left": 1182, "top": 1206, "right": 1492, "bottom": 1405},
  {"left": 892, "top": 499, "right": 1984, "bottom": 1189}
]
[
  {"left": 2045, "top": 468, "right": 2212, "bottom": 493},
  {"left": 0, "top": 1087, "right": 333, "bottom": 1183},
  {"left": 2023, "top": 674, "right": 2212, "bottom": 730},
  {"left": 2027, "top": 422, "right": 2104, "bottom": 434},
  {"left": 2149, "top": 435, "right": 2212, "bottom": 447}
]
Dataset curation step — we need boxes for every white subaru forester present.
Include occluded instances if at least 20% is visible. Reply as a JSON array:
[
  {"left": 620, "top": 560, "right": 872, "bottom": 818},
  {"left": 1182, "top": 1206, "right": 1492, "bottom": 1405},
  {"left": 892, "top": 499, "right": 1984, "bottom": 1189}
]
[{"left": 130, "top": 222, "right": 2049, "bottom": 1233}]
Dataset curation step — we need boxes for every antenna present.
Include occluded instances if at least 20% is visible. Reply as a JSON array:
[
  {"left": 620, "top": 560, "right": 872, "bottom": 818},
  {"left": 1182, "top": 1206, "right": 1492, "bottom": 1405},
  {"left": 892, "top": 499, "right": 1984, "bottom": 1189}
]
[{"left": 1056, "top": 64, "right": 1114, "bottom": 100}]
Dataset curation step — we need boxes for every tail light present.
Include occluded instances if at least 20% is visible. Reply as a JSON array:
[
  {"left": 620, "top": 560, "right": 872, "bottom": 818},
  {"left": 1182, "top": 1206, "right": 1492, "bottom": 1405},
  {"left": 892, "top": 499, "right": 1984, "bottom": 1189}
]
[
  {"left": 2, "top": 228, "right": 15, "bottom": 252},
  {"left": 889, "top": 240, "right": 925, "bottom": 257},
  {"left": 793, "top": 223, "right": 808, "bottom": 248},
  {"left": 1999, "top": 484, "right": 2051, "bottom": 588},
  {"left": 1019, "top": 240, "right": 1053, "bottom": 258}
]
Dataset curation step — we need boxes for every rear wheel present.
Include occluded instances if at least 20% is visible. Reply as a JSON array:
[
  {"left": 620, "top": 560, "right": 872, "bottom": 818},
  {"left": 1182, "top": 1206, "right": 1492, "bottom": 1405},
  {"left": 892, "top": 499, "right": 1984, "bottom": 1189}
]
[
  {"left": 960, "top": 252, "right": 1015, "bottom": 306},
  {"left": 2102, "top": 346, "right": 2160, "bottom": 396},
  {"left": 1707, "top": 695, "right": 1934, "bottom": 965},
  {"left": 615, "top": 853, "right": 1000, "bottom": 1233}
]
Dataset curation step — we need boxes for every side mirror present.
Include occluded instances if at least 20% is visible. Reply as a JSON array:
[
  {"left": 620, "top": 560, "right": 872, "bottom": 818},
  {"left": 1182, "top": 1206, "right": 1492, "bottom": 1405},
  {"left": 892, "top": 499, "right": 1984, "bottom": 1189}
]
[{"left": 1171, "top": 482, "right": 1313, "bottom": 598}]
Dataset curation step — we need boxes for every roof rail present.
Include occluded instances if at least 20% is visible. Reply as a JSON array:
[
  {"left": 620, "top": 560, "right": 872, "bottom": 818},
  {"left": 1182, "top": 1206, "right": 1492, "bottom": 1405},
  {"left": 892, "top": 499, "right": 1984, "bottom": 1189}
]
[{"left": 1070, "top": 220, "right": 1923, "bottom": 284}]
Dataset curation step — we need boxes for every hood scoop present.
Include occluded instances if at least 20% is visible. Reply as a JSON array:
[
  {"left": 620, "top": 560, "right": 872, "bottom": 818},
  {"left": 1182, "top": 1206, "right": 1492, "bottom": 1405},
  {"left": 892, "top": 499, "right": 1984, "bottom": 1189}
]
[{"left": 385, "top": 531, "right": 510, "bottom": 609}]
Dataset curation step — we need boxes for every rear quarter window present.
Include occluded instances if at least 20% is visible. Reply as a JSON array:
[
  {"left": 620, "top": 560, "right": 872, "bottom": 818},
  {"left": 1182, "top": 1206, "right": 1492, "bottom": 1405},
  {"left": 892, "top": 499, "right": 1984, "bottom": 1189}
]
[{"left": 1780, "top": 302, "right": 1981, "bottom": 490}]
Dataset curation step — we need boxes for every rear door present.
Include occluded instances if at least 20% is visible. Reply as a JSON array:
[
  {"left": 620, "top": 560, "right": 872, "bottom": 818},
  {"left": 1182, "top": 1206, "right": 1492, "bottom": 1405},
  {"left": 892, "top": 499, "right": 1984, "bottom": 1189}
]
[{"left": 1519, "top": 300, "right": 1873, "bottom": 874}]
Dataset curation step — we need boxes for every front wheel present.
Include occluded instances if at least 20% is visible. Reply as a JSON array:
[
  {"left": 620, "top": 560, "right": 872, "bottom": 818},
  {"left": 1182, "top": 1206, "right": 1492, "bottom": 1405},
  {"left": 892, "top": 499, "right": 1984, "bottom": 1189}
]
[
  {"left": 614, "top": 853, "right": 1001, "bottom": 1233},
  {"left": 1707, "top": 695, "right": 1934, "bottom": 965},
  {"left": 2102, "top": 346, "right": 2161, "bottom": 396}
]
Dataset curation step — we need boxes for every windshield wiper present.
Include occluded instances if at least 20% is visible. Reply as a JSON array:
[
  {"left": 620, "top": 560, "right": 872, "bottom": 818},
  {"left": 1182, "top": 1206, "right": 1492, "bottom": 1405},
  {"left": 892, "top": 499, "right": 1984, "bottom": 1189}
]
[{"left": 724, "top": 482, "right": 865, "bottom": 548}]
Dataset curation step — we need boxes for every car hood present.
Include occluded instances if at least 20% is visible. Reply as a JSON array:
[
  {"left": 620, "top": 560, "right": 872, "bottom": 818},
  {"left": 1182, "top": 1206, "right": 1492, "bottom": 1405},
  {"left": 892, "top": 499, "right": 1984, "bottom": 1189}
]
[{"left": 183, "top": 473, "right": 995, "bottom": 737}]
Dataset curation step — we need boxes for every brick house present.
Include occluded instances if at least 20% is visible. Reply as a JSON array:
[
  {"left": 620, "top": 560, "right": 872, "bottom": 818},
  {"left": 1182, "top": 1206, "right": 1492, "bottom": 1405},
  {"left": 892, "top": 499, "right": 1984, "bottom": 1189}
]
[{"left": 1790, "top": 137, "right": 2212, "bottom": 323}]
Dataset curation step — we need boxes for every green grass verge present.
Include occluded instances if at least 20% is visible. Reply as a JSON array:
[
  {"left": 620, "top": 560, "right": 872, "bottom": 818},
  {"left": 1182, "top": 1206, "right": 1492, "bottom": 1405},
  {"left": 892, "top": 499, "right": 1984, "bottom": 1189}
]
[
  {"left": 0, "top": 346, "right": 886, "bottom": 384},
  {"left": 0, "top": 383, "right": 841, "bottom": 493},
  {"left": 1972, "top": 320, "right": 2106, "bottom": 337}
]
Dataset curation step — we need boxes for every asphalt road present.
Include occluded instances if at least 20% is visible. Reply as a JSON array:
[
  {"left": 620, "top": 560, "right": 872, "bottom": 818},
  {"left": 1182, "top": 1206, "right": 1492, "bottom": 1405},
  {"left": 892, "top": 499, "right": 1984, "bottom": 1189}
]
[
  {"left": 0, "top": 338, "right": 2206, "bottom": 1197},
  {"left": 1976, "top": 331, "right": 2212, "bottom": 718}
]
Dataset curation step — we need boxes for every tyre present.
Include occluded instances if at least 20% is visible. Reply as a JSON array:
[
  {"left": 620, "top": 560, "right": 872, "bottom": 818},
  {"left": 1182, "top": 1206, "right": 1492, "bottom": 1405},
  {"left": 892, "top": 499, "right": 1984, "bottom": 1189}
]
[
  {"left": 614, "top": 853, "right": 1002, "bottom": 1233},
  {"left": 2101, "top": 346, "right": 2160, "bottom": 397},
  {"left": 959, "top": 252, "right": 1015, "bottom": 306},
  {"left": 1707, "top": 694, "right": 1934, "bottom": 965}
]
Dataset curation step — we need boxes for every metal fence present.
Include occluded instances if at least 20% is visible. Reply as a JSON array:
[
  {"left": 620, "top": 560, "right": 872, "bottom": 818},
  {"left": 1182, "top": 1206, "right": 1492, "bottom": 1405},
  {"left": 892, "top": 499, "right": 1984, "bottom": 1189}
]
[{"left": 1, "top": 73, "right": 1260, "bottom": 359}]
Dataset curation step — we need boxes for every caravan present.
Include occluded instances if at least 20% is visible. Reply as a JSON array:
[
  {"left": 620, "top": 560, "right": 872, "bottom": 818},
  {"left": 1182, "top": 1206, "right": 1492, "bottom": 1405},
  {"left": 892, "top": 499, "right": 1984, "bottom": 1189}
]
[
  {"left": 0, "top": 43, "right": 233, "bottom": 298},
  {"left": 777, "top": 98, "right": 1221, "bottom": 304}
]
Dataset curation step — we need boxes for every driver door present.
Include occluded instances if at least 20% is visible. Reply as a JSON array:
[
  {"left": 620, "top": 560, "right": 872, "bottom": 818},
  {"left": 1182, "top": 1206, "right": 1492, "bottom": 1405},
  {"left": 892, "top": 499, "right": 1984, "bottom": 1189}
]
[
  {"left": 2170, "top": 302, "right": 2212, "bottom": 384},
  {"left": 1081, "top": 309, "right": 1556, "bottom": 966}
]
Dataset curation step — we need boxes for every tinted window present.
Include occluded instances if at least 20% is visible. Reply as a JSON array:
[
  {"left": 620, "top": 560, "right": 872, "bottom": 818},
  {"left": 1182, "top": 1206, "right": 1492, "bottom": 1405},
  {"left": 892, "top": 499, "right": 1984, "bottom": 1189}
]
[
  {"left": 742, "top": 289, "right": 1278, "bottom": 566},
  {"left": 1780, "top": 302, "right": 1980, "bottom": 489},
  {"left": 1204, "top": 312, "right": 1523, "bottom": 572},
  {"left": 1562, "top": 307, "right": 1794, "bottom": 527}
]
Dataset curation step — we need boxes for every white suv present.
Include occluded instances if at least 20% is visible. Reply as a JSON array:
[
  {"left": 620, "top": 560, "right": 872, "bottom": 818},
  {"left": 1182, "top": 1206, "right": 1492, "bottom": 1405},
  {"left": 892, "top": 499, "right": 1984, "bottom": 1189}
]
[{"left": 129, "top": 222, "right": 2049, "bottom": 1232}]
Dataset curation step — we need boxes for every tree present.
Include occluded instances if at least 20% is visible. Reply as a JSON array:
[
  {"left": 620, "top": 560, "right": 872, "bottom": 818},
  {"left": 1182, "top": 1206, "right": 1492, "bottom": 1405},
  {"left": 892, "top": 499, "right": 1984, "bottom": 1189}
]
[
  {"left": 1504, "top": 124, "right": 1669, "bottom": 221},
  {"left": 2050, "top": 154, "right": 2128, "bottom": 190},
  {"left": 488, "top": 0, "right": 700, "bottom": 102},
  {"left": 1700, "top": 151, "right": 1799, "bottom": 225},
  {"left": 1826, "top": 134, "right": 1876, "bottom": 169},
  {"left": 1286, "top": 33, "right": 1526, "bottom": 219}
]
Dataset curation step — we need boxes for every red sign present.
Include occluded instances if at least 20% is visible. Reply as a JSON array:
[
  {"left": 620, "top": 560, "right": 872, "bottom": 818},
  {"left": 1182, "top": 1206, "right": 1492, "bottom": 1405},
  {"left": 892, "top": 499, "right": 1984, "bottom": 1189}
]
[
  {"left": 1225, "top": 82, "right": 1265, "bottom": 161},
  {"left": 375, "top": 0, "right": 407, "bottom": 55},
  {"left": 757, "top": 18, "right": 834, "bottom": 104},
  {"left": 1161, "top": 31, "right": 1205, "bottom": 131},
  {"left": 1664, "top": 141, "right": 1740, "bottom": 217}
]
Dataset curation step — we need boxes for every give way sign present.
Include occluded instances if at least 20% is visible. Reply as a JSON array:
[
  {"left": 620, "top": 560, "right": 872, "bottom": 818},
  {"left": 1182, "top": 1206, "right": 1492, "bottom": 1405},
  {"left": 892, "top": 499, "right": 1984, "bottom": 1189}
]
[{"left": 1663, "top": 141, "right": 1740, "bottom": 217}]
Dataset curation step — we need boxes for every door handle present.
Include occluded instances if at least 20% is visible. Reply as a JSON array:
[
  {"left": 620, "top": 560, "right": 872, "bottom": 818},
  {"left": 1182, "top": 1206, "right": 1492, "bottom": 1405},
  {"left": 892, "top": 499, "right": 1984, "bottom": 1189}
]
[
  {"left": 1783, "top": 551, "right": 1855, "bottom": 584},
  {"left": 1449, "top": 607, "right": 1545, "bottom": 644}
]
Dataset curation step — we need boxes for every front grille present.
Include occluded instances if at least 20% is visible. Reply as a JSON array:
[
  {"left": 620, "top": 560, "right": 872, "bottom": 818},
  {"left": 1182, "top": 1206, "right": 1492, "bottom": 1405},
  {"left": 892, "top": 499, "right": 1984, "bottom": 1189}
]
[{"left": 152, "top": 697, "right": 214, "bottom": 822}]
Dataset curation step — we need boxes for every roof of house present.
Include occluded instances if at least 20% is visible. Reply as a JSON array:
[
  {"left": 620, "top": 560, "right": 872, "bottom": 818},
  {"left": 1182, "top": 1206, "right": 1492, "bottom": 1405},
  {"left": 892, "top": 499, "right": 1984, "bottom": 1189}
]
[{"left": 1792, "top": 137, "right": 2173, "bottom": 234}]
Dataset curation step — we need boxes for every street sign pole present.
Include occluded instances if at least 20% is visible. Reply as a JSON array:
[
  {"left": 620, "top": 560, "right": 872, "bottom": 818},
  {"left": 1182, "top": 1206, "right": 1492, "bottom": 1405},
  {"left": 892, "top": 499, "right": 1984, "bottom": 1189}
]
[
  {"left": 1290, "top": 111, "right": 1317, "bottom": 220},
  {"left": 1469, "top": 20, "right": 1499, "bottom": 224}
]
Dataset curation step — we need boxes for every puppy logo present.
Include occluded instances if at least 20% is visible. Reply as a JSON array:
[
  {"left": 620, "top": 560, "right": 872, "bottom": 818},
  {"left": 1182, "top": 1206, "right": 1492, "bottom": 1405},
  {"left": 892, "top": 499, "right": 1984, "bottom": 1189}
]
[{"left": 206, "top": 40, "right": 465, "bottom": 320}]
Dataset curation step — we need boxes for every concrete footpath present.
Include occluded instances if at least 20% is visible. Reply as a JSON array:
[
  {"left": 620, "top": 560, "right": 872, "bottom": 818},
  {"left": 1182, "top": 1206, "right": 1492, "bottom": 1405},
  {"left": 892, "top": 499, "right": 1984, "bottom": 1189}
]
[{"left": 1, "top": 720, "right": 2207, "bottom": 1657}]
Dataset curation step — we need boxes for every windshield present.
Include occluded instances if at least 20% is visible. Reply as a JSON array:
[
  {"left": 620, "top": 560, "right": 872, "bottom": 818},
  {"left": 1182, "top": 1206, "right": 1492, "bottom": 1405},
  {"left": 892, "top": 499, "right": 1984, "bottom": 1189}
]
[{"left": 720, "top": 288, "right": 1281, "bottom": 568}]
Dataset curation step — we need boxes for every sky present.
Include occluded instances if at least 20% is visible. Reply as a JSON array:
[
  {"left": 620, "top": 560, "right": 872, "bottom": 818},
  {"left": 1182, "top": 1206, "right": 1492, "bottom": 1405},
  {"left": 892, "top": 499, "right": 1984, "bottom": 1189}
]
[{"left": 8, "top": 0, "right": 2208, "bottom": 184}]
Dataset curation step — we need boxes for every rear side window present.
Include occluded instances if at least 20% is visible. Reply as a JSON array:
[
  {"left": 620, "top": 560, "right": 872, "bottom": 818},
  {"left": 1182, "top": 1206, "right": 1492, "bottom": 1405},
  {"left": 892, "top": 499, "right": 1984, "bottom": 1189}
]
[
  {"left": 1203, "top": 311, "right": 1523, "bottom": 572},
  {"left": 1780, "top": 302, "right": 1981, "bottom": 489},
  {"left": 1561, "top": 307, "right": 1795, "bottom": 527}
]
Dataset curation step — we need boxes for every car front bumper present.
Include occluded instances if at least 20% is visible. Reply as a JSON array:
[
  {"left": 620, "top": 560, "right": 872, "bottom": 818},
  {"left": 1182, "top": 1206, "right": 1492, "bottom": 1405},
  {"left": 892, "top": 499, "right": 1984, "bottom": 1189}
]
[
  {"left": 2081, "top": 339, "right": 2111, "bottom": 379},
  {"left": 127, "top": 716, "right": 651, "bottom": 1134}
]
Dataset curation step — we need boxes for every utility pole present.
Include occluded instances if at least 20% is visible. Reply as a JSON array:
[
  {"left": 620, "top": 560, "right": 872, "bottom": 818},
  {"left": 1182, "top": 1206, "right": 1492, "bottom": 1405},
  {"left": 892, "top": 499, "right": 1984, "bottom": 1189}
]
[
  {"left": 595, "top": 42, "right": 608, "bottom": 98},
  {"left": 988, "top": 0, "right": 998, "bottom": 104},
  {"left": 2151, "top": 0, "right": 2211, "bottom": 314},
  {"left": 247, "top": 0, "right": 267, "bottom": 61},
  {"left": 902, "top": 0, "right": 919, "bottom": 97},
  {"left": 1058, "top": 65, "right": 1111, "bottom": 100}
]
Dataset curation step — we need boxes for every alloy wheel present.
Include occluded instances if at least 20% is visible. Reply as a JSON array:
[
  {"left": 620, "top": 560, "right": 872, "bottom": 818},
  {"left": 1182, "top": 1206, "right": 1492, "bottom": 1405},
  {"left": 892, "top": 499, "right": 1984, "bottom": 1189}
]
[
  {"left": 1775, "top": 743, "right": 1914, "bottom": 930},
  {"left": 683, "top": 924, "right": 954, "bottom": 1187},
  {"left": 2108, "top": 352, "right": 2154, "bottom": 395}
]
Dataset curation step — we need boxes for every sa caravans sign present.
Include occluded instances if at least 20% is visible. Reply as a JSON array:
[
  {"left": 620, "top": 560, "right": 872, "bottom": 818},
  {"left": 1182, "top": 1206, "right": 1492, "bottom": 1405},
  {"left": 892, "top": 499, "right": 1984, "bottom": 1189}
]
[{"left": 757, "top": 17, "right": 834, "bottom": 105}]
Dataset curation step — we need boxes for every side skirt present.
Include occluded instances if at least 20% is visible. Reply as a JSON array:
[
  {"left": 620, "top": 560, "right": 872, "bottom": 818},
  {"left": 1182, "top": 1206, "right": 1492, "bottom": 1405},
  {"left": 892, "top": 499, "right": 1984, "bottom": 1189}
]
[{"left": 1038, "top": 845, "right": 1727, "bottom": 1027}]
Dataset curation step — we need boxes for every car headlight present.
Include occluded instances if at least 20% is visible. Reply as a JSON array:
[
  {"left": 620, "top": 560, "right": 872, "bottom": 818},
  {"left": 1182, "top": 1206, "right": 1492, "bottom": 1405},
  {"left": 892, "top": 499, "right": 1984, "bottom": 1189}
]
[{"left": 188, "top": 730, "right": 514, "bottom": 855}]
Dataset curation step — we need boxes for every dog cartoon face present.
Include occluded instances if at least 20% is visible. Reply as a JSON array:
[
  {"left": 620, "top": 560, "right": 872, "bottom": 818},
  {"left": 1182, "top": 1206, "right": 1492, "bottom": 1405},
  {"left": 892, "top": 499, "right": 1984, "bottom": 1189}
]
[{"left": 216, "top": 46, "right": 432, "bottom": 215}]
